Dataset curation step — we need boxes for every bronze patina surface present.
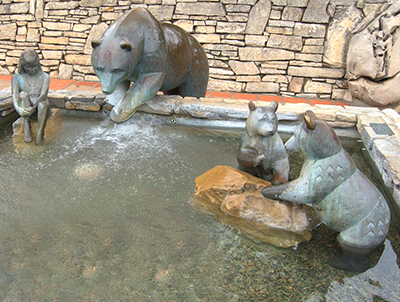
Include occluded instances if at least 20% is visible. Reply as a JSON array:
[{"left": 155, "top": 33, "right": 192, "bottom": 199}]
[
  {"left": 11, "top": 49, "right": 50, "bottom": 145},
  {"left": 91, "top": 8, "right": 209, "bottom": 122}
]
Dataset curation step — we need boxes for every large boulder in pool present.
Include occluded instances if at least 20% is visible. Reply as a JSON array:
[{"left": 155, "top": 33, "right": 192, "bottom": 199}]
[{"left": 193, "top": 165, "right": 312, "bottom": 248}]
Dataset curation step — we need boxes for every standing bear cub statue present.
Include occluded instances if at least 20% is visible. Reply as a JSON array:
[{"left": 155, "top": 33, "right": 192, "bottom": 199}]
[
  {"left": 237, "top": 101, "right": 289, "bottom": 185},
  {"left": 91, "top": 7, "right": 209, "bottom": 122},
  {"left": 262, "top": 110, "right": 391, "bottom": 272}
]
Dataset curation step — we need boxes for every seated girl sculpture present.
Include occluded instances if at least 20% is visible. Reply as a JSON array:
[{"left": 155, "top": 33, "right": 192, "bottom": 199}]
[{"left": 12, "top": 48, "right": 50, "bottom": 145}]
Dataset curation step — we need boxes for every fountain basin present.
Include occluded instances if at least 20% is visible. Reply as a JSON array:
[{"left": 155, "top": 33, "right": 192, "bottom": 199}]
[{"left": 0, "top": 92, "right": 399, "bottom": 301}]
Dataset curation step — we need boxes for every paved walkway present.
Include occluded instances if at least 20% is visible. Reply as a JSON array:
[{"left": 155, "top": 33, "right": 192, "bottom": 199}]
[{"left": 0, "top": 74, "right": 350, "bottom": 106}]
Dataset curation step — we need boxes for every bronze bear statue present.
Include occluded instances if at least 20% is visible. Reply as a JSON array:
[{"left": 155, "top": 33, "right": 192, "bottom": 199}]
[
  {"left": 262, "top": 111, "right": 391, "bottom": 272},
  {"left": 91, "top": 7, "right": 209, "bottom": 122},
  {"left": 237, "top": 101, "right": 289, "bottom": 184}
]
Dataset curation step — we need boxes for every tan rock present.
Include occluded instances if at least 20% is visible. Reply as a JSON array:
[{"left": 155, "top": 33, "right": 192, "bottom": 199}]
[
  {"left": 293, "top": 23, "right": 326, "bottom": 37},
  {"left": 192, "top": 34, "right": 220, "bottom": 44},
  {"left": 267, "top": 34, "right": 303, "bottom": 51},
  {"left": 12, "top": 108, "right": 64, "bottom": 145},
  {"left": 246, "top": 81, "right": 280, "bottom": 93},
  {"left": 246, "top": 0, "right": 271, "bottom": 34},
  {"left": 65, "top": 54, "right": 92, "bottom": 66},
  {"left": 175, "top": 3, "right": 225, "bottom": 16},
  {"left": 58, "top": 64, "right": 74, "bottom": 79},
  {"left": 65, "top": 101, "right": 101, "bottom": 111},
  {"left": 323, "top": 6, "right": 363, "bottom": 68},
  {"left": 148, "top": 5, "right": 174, "bottom": 21},
  {"left": 43, "top": 22, "right": 71, "bottom": 31},
  {"left": 173, "top": 20, "right": 193, "bottom": 33},
  {"left": 208, "top": 79, "right": 243, "bottom": 91},
  {"left": 288, "top": 66, "right": 344, "bottom": 78},
  {"left": 229, "top": 61, "right": 259, "bottom": 75},
  {"left": 194, "top": 165, "right": 312, "bottom": 247},
  {"left": 288, "top": 77, "right": 304, "bottom": 93},
  {"left": 41, "top": 36, "right": 69, "bottom": 45},
  {"left": 304, "top": 80, "right": 332, "bottom": 94},
  {"left": 0, "top": 23, "right": 17, "bottom": 41}
]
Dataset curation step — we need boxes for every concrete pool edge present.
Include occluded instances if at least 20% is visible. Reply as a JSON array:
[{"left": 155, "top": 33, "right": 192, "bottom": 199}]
[{"left": 1, "top": 91, "right": 400, "bottom": 217}]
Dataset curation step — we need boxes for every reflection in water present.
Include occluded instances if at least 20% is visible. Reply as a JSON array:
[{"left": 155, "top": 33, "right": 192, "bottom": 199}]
[
  {"left": 326, "top": 240, "right": 400, "bottom": 301},
  {"left": 0, "top": 115, "right": 398, "bottom": 301}
]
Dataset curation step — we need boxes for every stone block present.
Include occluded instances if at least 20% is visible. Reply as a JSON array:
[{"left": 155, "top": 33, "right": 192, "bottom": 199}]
[
  {"left": 304, "top": 80, "right": 332, "bottom": 94},
  {"left": 288, "top": 66, "right": 345, "bottom": 78},
  {"left": 216, "top": 22, "right": 246, "bottom": 34},
  {"left": 295, "top": 53, "right": 322, "bottom": 62},
  {"left": 229, "top": 61, "right": 259, "bottom": 75},
  {"left": 265, "top": 48, "right": 295, "bottom": 60},
  {"left": 102, "top": 12, "right": 123, "bottom": 21},
  {"left": 42, "top": 51, "right": 63, "bottom": 60},
  {"left": 48, "top": 92, "right": 67, "bottom": 108},
  {"left": 73, "top": 24, "right": 92, "bottom": 32},
  {"left": 0, "top": 23, "right": 17, "bottom": 41},
  {"left": 41, "top": 37, "right": 69, "bottom": 45},
  {"left": 43, "top": 22, "right": 71, "bottom": 31},
  {"left": 268, "top": 20, "right": 295, "bottom": 28},
  {"left": 287, "top": 0, "right": 308, "bottom": 7},
  {"left": 246, "top": 0, "right": 272, "bottom": 34},
  {"left": 65, "top": 54, "right": 92, "bottom": 66},
  {"left": 173, "top": 20, "right": 194, "bottom": 33},
  {"left": 194, "top": 165, "right": 312, "bottom": 247},
  {"left": 270, "top": 10, "right": 281, "bottom": 20},
  {"left": 208, "top": 79, "right": 243, "bottom": 91},
  {"left": 302, "top": 0, "right": 330, "bottom": 23},
  {"left": 226, "top": 4, "right": 251, "bottom": 13},
  {"left": 288, "top": 77, "right": 304, "bottom": 93},
  {"left": 81, "top": 15, "right": 101, "bottom": 24},
  {"left": 282, "top": 7, "right": 303, "bottom": 21},
  {"left": 246, "top": 81, "right": 280, "bottom": 93},
  {"left": 80, "top": 0, "right": 104, "bottom": 7},
  {"left": 267, "top": 34, "right": 303, "bottom": 51},
  {"left": 148, "top": 5, "right": 174, "bottom": 21},
  {"left": 302, "top": 45, "right": 324, "bottom": 54},
  {"left": 193, "top": 34, "right": 220, "bottom": 44},
  {"left": 293, "top": 23, "right": 326, "bottom": 37},
  {"left": 45, "top": 1, "right": 79, "bottom": 10},
  {"left": 245, "top": 35, "right": 268, "bottom": 47},
  {"left": 65, "top": 100, "right": 101, "bottom": 111},
  {"left": 266, "top": 27, "right": 294, "bottom": 35},
  {"left": 239, "top": 47, "right": 267, "bottom": 61},
  {"left": 176, "top": 3, "right": 226, "bottom": 16}
]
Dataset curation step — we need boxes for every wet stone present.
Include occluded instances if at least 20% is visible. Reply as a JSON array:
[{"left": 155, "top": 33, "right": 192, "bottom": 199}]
[{"left": 194, "top": 165, "right": 312, "bottom": 247}]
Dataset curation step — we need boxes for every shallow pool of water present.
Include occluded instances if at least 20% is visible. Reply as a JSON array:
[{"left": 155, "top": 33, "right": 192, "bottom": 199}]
[{"left": 0, "top": 115, "right": 399, "bottom": 301}]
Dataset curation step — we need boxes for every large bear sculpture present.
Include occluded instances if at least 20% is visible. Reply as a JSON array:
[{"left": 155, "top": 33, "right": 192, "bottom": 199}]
[
  {"left": 91, "top": 8, "right": 209, "bottom": 122},
  {"left": 262, "top": 111, "right": 391, "bottom": 272},
  {"left": 237, "top": 101, "right": 289, "bottom": 184}
]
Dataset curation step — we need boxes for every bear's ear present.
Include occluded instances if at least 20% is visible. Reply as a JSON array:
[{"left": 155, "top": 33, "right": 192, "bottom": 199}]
[
  {"left": 91, "top": 39, "right": 102, "bottom": 49},
  {"left": 248, "top": 100, "right": 256, "bottom": 111},
  {"left": 271, "top": 100, "right": 279, "bottom": 112},
  {"left": 120, "top": 41, "right": 132, "bottom": 51},
  {"left": 304, "top": 110, "right": 317, "bottom": 130}
]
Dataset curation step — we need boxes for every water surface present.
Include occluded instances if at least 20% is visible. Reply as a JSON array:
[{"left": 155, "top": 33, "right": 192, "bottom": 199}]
[{"left": 0, "top": 115, "right": 399, "bottom": 301}]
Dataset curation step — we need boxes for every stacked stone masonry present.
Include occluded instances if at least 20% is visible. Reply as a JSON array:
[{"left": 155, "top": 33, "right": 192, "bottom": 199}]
[{"left": 0, "top": 0, "right": 389, "bottom": 101}]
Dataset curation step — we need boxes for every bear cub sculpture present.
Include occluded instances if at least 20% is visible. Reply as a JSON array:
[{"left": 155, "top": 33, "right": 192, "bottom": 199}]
[
  {"left": 262, "top": 110, "right": 391, "bottom": 272},
  {"left": 237, "top": 101, "right": 289, "bottom": 185},
  {"left": 91, "top": 7, "right": 209, "bottom": 123}
]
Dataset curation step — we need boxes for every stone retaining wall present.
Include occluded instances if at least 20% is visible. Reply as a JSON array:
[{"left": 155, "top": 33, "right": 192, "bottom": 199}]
[{"left": 0, "top": 0, "right": 388, "bottom": 101}]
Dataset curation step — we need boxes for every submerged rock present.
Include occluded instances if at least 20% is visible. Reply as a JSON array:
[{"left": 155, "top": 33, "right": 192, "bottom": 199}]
[{"left": 194, "top": 165, "right": 312, "bottom": 248}]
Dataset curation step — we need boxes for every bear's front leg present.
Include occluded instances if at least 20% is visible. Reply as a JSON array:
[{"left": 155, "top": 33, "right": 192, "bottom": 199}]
[
  {"left": 262, "top": 178, "right": 312, "bottom": 204},
  {"left": 111, "top": 72, "right": 164, "bottom": 122},
  {"left": 105, "top": 80, "right": 130, "bottom": 106}
]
